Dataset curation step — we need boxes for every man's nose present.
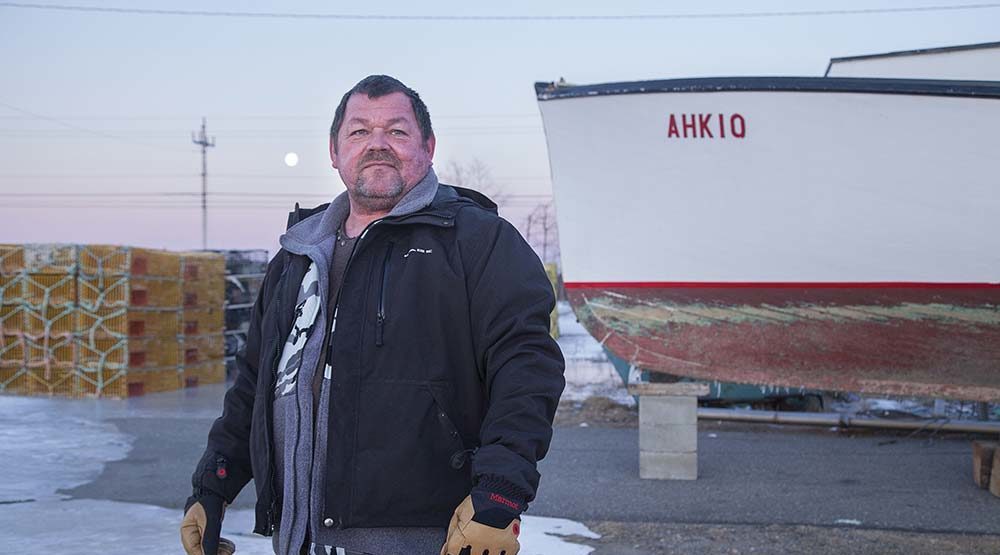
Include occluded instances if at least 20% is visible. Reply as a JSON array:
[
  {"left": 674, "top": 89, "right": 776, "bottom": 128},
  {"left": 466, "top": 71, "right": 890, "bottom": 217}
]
[{"left": 366, "top": 128, "right": 390, "bottom": 149}]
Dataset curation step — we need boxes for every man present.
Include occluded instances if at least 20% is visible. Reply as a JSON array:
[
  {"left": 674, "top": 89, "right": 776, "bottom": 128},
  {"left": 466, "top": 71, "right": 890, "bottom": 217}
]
[{"left": 181, "top": 75, "right": 565, "bottom": 555}]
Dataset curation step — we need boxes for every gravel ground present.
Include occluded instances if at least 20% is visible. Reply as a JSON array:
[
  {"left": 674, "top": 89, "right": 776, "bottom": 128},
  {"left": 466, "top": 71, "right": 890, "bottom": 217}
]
[
  {"left": 555, "top": 396, "right": 639, "bottom": 428},
  {"left": 546, "top": 395, "right": 1000, "bottom": 555},
  {"left": 573, "top": 521, "right": 1000, "bottom": 555}
]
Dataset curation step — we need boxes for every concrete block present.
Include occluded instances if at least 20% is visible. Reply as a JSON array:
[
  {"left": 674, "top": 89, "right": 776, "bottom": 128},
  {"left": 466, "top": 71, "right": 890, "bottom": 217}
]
[
  {"left": 629, "top": 382, "right": 709, "bottom": 397},
  {"left": 972, "top": 441, "right": 996, "bottom": 488},
  {"left": 991, "top": 448, "right": 1000, "bottom": 498},
  {"left": 639, "top": 423, "right": 697, "bottom": 453},
  {"left": 639, "top": 395, "right": 697, "bottom": 426},
  {"left": 639, "top": 451, "right": 698, "bottom": 480}
]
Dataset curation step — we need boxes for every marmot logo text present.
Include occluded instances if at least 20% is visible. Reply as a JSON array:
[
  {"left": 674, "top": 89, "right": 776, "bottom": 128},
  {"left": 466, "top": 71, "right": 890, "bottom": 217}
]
[{"left": 403, "top": 248, "right": 433, "bottom": 258}]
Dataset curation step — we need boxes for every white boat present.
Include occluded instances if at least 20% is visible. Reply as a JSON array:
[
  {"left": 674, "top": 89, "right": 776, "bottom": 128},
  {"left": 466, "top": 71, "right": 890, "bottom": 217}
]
[
  {"left": 826, "top": 40, "right": 1000, "bottom": 81},
  {"left": 536, "top": 76, "right": 1000, "bottom": 401}
]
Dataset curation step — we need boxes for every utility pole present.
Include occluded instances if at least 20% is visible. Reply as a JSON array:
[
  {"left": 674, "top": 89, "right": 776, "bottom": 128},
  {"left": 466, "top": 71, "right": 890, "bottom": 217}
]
[{"left": 191, "top": 118, "right": 215, "bottom": 250}]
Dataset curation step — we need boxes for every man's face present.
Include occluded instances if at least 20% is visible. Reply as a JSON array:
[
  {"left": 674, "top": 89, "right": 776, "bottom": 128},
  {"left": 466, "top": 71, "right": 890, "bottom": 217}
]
[{"left": 330, "top": 92, "right": 435, "bottom": 212}]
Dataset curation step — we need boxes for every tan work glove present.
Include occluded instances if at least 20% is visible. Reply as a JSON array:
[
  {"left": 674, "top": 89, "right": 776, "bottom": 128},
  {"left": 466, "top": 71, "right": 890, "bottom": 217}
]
[
  {"left": 180, "top": 494, "right": 237, "bottom": 555},
  {"left": 441, "top": 495, "right": 521, "bottom": 555}
]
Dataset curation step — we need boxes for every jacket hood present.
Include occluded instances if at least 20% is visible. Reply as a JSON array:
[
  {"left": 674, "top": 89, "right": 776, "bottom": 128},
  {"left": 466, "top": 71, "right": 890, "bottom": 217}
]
[{"left": 280, "top": 168, "right": 498, "bottom": 252}]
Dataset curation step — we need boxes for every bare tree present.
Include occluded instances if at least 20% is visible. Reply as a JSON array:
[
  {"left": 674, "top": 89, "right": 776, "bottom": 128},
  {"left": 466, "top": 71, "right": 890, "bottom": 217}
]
[
  {"left": 437, "top": 158, "right": 508, "bottom": 205},
  {"left": 439, "top": 158, "right": 559, "bottom": 265},
  {"left": 523, "top": 202, "right": 560, "bottom": 265}
]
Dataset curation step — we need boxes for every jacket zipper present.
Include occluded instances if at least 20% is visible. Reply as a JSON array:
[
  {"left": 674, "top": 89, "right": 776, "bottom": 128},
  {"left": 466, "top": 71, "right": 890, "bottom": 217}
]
[
  {"left": 375, "top": 242, "right": 393, "bottom": 347},
  {"left": 314, "top": 218, "right": 382, "bottom": 529},
  {"left": 265, "top": 265, "right": 284, "bottom": 534},
  {"left": 322, "top": 220, "right": 380, "bottom": 369}
]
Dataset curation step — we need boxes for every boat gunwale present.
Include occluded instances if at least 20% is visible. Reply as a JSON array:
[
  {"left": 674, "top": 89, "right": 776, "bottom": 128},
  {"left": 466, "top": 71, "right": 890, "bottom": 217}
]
[
  {"left": 824, "top": 40, "right": 1000, "bottom": 77},
  {"left": 534, "top": 76, "right": 1000, "bottom": 101}
]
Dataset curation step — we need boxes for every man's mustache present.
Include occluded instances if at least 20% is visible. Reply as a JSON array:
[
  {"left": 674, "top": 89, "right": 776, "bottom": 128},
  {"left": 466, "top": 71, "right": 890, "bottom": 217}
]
[{"left": 358, "top": 150, "right": 400, "bottom": 170}]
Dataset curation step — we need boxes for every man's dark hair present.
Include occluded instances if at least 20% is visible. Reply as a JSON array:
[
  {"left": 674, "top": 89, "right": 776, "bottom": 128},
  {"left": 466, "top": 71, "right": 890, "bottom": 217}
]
[{"left": 330, "top": 75, "right": 434, "bottom": 151}]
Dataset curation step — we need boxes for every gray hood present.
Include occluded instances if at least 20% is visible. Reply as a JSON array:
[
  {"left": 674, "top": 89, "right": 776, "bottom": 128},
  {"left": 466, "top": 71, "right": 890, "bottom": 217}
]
[{"left": 279, "top": 168, "right": 440, "bottom": 255}]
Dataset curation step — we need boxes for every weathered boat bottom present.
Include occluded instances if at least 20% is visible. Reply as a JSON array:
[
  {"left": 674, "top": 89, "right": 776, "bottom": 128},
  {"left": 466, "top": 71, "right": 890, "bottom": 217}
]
[{"left": 570, "top": 285, "right": 1000, "bottom": 402}]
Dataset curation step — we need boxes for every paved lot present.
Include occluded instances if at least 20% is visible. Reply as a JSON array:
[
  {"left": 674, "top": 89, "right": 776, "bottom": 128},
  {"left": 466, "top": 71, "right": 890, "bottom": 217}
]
[
  {"left": 31, "top": 383, "right": 1000, "bottom": 553},
  {"left": 532, "top": 422, "right": 999, "bottom": 533}
]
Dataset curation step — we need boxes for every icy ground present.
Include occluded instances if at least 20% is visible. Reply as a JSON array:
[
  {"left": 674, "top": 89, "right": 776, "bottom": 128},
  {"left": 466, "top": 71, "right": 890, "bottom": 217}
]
[{"left": 0, "top": 395, "right": 596, "bottom": 555}]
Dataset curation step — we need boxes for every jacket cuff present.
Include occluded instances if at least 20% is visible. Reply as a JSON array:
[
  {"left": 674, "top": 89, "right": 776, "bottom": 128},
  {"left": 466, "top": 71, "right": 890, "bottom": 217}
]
[
  {"left": 470, "top": 474, "right": 530, "bottom": 528},
  {"left": 191, "top": 451, "right": 244, "bottom": 504},
  {"left": 475, "top": 474, "right": 531, "bottom": 506}
]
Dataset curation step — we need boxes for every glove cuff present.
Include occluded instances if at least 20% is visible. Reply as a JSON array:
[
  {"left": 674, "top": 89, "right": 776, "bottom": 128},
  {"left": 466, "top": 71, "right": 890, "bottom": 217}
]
[
  {"left": 470, "top": 475, "right": 529, "bottom": 529},
  {"left": 184, "top": 491, "right": 224, "bottom": 514}
]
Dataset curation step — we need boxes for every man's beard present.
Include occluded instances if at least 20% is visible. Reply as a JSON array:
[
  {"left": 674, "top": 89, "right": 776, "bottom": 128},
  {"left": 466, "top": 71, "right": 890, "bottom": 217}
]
[{"left": 352, "top": 150, "right": 406, "bottom": 211}]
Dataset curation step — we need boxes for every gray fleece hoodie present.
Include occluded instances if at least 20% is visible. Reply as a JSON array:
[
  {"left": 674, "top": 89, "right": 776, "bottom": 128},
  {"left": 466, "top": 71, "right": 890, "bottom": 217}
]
[{"left": 271, "top": 169, "right": 449, "bottom": 555}]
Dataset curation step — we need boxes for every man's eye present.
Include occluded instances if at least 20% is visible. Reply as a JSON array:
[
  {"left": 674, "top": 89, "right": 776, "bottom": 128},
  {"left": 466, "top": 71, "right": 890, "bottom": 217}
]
[
  {"left": 389, "top": 129, "right": 407, "bottom": 136},
  {"left": 350, "top": 129, "right": 368, "bottom": 136}
]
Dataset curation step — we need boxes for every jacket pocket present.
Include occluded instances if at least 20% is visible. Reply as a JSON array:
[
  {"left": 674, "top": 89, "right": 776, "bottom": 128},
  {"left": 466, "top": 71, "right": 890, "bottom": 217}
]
[{"left": 350, "top": 380, "right": 471, "bottom": 527}]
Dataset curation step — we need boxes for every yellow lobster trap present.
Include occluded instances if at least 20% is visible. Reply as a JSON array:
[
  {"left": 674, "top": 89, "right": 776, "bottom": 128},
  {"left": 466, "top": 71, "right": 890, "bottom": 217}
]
[{"left": 0, "top": 244, "right": 228, "bottom": 398}]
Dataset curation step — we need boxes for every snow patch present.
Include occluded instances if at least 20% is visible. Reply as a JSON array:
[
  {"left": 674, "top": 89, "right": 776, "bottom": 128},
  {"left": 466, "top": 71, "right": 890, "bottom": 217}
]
[
  {"left": 0, "top": 500, "right": 275, "bottom": 555},
  {"left": 0, "top": 396, "right": 131, "bottom": 502},
  {"left": 520, "top": 514, "right": 600, "bottom": 555},
  {"left": 0, "top": 499, "right": 598, "bottom": 554},
  {"left": 833, "top": 394, "right": 999, "bottom": 422}
]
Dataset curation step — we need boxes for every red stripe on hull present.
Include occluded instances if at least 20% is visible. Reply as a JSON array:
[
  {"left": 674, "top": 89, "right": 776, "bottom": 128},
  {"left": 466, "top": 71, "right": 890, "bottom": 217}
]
[
  {"left": 569, "top": 285, "right": 1000, "bottom": 401},
  {"left": 572, "top": 285, "right": 997, "bottom": 306},
  {"left": 565, "top": 281, "right": 1000, "bottom": 290}
]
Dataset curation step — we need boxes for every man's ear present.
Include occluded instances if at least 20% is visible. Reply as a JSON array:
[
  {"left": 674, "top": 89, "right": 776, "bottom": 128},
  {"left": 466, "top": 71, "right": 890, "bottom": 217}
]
[
  {"left": 424, "top": 133, "right": 436, "bottom": 160},
  {"left": 329, "top": 135, "right": 339, "bottom": 169}
]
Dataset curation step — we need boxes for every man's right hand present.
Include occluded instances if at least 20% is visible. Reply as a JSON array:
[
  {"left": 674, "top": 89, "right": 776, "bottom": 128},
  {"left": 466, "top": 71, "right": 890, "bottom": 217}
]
[{"left": 180, "top": 494, "right": 236, "bottom": 555}]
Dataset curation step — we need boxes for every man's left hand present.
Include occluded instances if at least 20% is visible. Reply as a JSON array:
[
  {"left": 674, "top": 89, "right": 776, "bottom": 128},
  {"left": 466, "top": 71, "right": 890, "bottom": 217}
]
[{"left": 440, "top": 493, "right": 521, "bottom": 555}]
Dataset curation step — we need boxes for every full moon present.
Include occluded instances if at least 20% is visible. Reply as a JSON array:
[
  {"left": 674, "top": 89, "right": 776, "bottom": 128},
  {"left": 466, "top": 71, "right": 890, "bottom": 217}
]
[{"left": 284, "top": 152, "right": 299, "bottom": 167}]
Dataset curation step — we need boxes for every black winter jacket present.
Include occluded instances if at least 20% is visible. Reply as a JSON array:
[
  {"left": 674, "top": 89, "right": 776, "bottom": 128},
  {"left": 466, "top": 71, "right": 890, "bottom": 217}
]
[{"left": 190, "top": 185, "right": 565, "bottom": 535}]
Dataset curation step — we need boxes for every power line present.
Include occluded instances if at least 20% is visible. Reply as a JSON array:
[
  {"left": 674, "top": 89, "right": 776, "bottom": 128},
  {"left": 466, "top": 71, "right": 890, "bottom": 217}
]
[
  {"left": 0, "top": 125, "right": 543, "bottom": 133},
  {"left": 0, "top": 202, "right": 552, "bottom": 211},
  {"left": 0, "top": 192, "right": 199, "bottom": 197},
  {"left": 0, "top": 173, "right": 547, "bottom": 180},
  {"left": 0, "top": 99, "right": 192, "bottom": 153},
  {"left": 0, "top": 129, "right": 544, "bottom": 139},
  {"left": 0, "top": 173, "right": 554, "bottom": 183},
  {"left": 0, "top": 113, "right": 540, "bottom": 121},
  {"left": 0, "top": 204, "right": 298, "bottom": 210},
  {"left": 0, "top": 173, "right": 197, "bottom": 179},
  {"left": 0, "top": 191, "right": 552, "bottom": 199},
  {"left": 2, "top": 2, "right": 998, "bottom": 20}
]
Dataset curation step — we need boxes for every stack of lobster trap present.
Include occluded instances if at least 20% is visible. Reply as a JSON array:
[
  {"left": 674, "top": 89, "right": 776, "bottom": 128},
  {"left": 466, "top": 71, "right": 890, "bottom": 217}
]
[
  {"left": 217, "top": 249, "right": 268, "bottom": 378},
  {"left": 0, "top": 244, "right": 227, "bottom": 398},
  {"left": 179, "top": 252, "right": 226, "bottom": 389}
]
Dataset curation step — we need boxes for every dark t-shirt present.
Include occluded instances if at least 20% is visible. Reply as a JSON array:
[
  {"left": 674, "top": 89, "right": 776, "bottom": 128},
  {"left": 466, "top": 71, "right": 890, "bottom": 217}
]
[{"left": 312, "top": 222, "right": 358, "bottom": 402}]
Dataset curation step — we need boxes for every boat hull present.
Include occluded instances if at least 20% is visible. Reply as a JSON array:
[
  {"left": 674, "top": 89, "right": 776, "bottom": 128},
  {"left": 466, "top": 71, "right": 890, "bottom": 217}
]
[{"left": 568, "top": 283, "right": 1000, "bottom": 401}]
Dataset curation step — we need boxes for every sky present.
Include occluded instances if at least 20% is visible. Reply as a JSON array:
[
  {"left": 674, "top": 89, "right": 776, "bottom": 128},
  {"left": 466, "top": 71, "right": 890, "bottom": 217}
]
[{"left": 1, "top": 0, "right": 997, "bottom": 255}]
